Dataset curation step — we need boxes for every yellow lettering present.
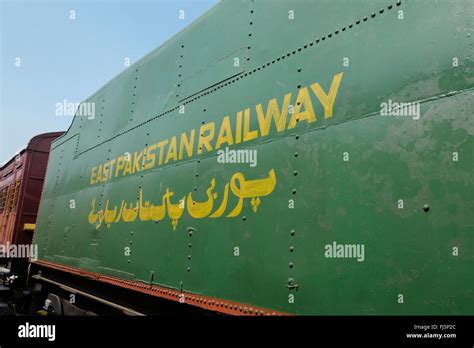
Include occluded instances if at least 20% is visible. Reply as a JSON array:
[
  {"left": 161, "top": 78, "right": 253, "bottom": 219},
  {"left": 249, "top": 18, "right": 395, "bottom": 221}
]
[
  {"left": 179, "top": 130, "right": 195, "bottom": 160},
  {"left": 123, "top": 157, "right": 132, "bottom": 176},
  {"left": 102, "top": 163, "right": 109, "bottom": 182},
  {"left": 256, "top": 93, "right": 292, "bottom": 136},
  {"left": 235, "top": 111, "right": 243, "bottom": 144},
  {"left": 96, "top": 165, "right": 103, "bottom": 182},
  {"left": 89, "top": 73, "right": 343, "bottom": 180},
  {"left": 90, "top": 167, "right": 97, "bottom": 185},
  {"left": 288, "top": 87, "right": 316, "bottom": 129},
  {"left": 116, "top": 156, "right": 125, "bottom": 177},
  {"left": 156, "top": 140, "right": 169, "bottom": 165},
  {"left": 198, "top": 122, "right": 215, "bottom": 154},
  {"left": 310, "top": 72, "right": 343, "bottom": 118},
  {"left": 133, "top": 150, "right": 143, "bottom": 173},
  {"left": 141, "top": 149, "right": 147, "bottom": 169},
  {"left": 165, "top": 136, "right": 178, "bottom": 163},
  {"left": 108, "top": 159, "right": 116, "bottom": 179},
  {"left": 144, "top": 144, "right": 157, "bottom": 169},
  {"left": 215, "top": 116, "right": 234, "bottom": 149},
  {"left": 243, "top": 108, "right": 258, "bottom": 142}
]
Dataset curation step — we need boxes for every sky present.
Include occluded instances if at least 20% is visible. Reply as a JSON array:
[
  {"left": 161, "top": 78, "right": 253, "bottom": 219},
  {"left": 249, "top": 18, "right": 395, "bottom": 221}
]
[{"left": 0, "top": 0, "right": 219, "bottom": 164}]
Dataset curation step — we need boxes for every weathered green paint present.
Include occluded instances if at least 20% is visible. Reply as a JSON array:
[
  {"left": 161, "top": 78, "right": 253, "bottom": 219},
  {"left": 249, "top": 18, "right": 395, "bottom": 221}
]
[{"left": 34, "top": 0, "right": 474, "bottom": 315}]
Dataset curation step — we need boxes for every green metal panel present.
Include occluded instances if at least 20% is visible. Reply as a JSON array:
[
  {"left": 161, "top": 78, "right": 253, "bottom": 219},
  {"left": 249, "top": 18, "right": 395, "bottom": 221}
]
[{"left": 34, "top": 0, "right": 474, "bottom": 314}]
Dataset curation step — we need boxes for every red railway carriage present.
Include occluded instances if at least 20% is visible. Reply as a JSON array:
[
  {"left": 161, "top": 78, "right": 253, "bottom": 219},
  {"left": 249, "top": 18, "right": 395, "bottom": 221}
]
[{"left": 0, "top": 132, "right": 63, "bottom": 249}]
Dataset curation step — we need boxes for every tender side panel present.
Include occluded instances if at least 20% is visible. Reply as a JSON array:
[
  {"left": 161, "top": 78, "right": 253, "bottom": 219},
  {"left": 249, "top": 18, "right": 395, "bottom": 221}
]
[{"left": 34, "top": 0, "right": 474, "bottom": 314}]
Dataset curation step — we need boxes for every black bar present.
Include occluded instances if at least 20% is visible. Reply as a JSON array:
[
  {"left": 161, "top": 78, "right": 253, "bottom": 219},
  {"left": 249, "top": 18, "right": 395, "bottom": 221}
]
[{"left": 0, "top": 316, "right": 473, "bottom": 345}]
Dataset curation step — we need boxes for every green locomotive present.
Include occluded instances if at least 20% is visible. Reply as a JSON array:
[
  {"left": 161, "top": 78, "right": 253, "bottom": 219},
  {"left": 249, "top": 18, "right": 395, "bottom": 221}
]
[{"left": 32, "top": 0, "right": 474, "bottom": 315}]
